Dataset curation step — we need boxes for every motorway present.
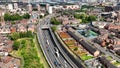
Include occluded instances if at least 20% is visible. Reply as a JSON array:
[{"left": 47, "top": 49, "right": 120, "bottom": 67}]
[
  {"left": 36, "top": 14, "right": 83, "bottom": 68},
  {"left": 42, "top": 29, "right": 73, "bottom": 68}
]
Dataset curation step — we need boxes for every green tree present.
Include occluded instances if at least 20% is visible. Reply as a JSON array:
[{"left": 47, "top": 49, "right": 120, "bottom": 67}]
[
  {"left": 74, "top": 14, "right": 86, "bottom": 19},
  {"left": 63, "top": 12, "right": 70, "bottom": 15},
  {"left": 11, "top": 13, "right": 22, "bottom": 21},
  {"left": 51, "top": 26, "right": 57, "bottom": 31},
  {"left": 32, "top": 8, "right": 38, "bottom": 11},
  {"left": 26, "top": 31, "right": 34, "bottom": 38},
  {"left": 50, "top": 17, "right": 61, "bottom": 25},
  {"left": 11, "top": 21, "right": 16, "bottom": 24},
  {"left": 75, "top": 9, "right": 85, "bottom": 12},
  {"left": 22, "top": 13, "right": 30, "bottom": 19},
  {"left": 87, "top": 15, "right": 96, "bottom": 22},
  {"left": 81, "top": 5, "right": 94, "bottom": 9},
  {"left": 4, "top": 13, "right": 11, "bottom": 21},
  {"left": 82, "top": 18, "right": 88, "bottom": 23},
  {"left": 4, "top": 13, "right": 23, "bottom": 21},
  {"left": 19, "top": 32, "right": 25, "bottom": 38},
  {"left": 74, "top": 47, "right": 78, "bottom": 51},
  {"left": 4, "top": 13, "right": 30, "bottom": 21},
  {"left": 10, "top": 31, "right": 34, "bottom": 40},
  {"left": 10, "top": 32, "right": 20, "bottom": 40},
  {"left": 13, "top": 41, "right": 20, "bottom": 50},
  {"left": 80, "top": 14, "right": 86, "bottom": 19},
  {"left": 39, "top": 15, "right": 43, "bottom": 18},
  {"left": 74, "top": 13, "right": 80, "bottom": 19}
]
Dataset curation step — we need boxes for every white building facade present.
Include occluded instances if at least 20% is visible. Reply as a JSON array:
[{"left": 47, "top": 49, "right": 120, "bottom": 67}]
[{"left": 48, "top": 6, "right": 53, "bottom": 14}]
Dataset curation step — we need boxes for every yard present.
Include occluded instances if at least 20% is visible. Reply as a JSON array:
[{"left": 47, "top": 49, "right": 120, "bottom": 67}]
[
  {"left": 59, "top": 31, "right": 93, "bottom": 61},
  {"left": 106, "top": 56, "right": 120, "bottom": 67},
  {"left": 9, "top": 32, "right": 50, "bottom": 68},
  {"left": 112, "top": 61, "right": 120, "bottom": 67},
  {"left": 107, "top": 56, "right": 112, "bottom": 60},
  {"left": 59, "top": 32, "right": 71, "bottom": 38},
  {"left": 80, "top": 54, "right": 93, "bottom": 61},
  {"left": 64, "top": 39, "right": 77, "bottom": 46},
  {"left": 11, "top": 38, "right": 44, "bottom": 68}
]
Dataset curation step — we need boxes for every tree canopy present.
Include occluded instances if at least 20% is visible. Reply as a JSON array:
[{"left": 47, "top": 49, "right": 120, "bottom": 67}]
[
  {"left": 74, "top": 13, "right": 97, "bottom": 23},
  {"left": 4, "top": 13, "right": 30, "bottom": 21},
  {"left": 74, "top": 13, "right": 86, "bottom": 19},
  {"left": 75, "top": 9, "right": 87, "bottom": 12},
  {"left": 50, "top": 17, "right": 61, "bottom": 25},
  {"left": 13, "top": 41, "right": 20, "bottom": 50},
  {"left": 51, "top": 26, "right": 57, "bottom": 31},
  {"left": 22, "top": 13, "right": 30, "bottom": 19},
  {"left": 87, "top": 15, "right": 97, "bottom": 22},
  {"left": 81, "top": 5, "right": 94, "bottom": 9},
  {"left": 10, "top": 31, "right": 34, "bottom": 40}
]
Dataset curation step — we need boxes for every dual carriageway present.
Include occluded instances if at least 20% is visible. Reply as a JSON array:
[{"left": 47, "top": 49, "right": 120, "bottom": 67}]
[{"left": 37, "top": 15, "right": 84, "bottom": 68}]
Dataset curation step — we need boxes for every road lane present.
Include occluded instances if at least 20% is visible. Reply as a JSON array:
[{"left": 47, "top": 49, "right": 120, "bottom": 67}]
[
  {"left": 42, "top": 30, "right": 62, "bottom": 68},
  {"left": 43, "top": 30, "right": 72, "bottom": 68}
]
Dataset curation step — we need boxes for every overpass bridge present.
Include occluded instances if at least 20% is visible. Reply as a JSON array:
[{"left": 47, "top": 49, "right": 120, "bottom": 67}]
[{"left": 41, "top": 25, "right": 49, "bottom": 29}]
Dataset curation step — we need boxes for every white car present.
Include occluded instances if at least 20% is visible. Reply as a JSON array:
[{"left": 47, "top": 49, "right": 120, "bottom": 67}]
[
  {"left": 46, "top": 40, "right": 49, "bottom": 45},
  {"left": 54, "top": 47, "right": 59, "bottom": 57}
]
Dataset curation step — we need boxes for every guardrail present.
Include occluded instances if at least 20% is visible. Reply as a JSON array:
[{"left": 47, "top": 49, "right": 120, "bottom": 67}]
[{"left": 36, "top": 28, "right": 54, "bottom": 68}]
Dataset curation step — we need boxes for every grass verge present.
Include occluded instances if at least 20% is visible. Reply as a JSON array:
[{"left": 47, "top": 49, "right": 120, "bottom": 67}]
[
  {"left": 80, "top": 54, "right": 93, "bottom": 61},
  {"left": 10, "top": 37, "right": 46, "bottom": 68}
]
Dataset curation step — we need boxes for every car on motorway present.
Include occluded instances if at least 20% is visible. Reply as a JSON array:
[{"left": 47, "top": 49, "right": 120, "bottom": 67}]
[
  {"left": 55, "top": 51, "right": 60, "bottom": 57},
  {"left": 46, "top": 45, "right": 49, "bottom": 51},
  {"left": 47, "top": 48, "right": 49, "bottom": 52},
  {"left": 54, "top": 47, "right": 60, "bottom": 57},
  {"left": 54, "top": 47, "right": 59, "bottom": 52},
  {"left": 54, "top": 60, "right": 61, "bottom": 67},
  {"left": 64, "top": 60, "right": 68, "bottom": 68},
  {"left": 46, "top": 40, "right": 49, "bottom": 45}
]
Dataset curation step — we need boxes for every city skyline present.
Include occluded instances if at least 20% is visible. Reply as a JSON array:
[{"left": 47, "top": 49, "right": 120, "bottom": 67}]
[{"left": 0, "top": 0, "right": 120, "bottom": 3}]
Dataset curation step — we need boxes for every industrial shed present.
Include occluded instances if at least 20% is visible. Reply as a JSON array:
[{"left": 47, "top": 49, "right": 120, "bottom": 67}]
[
  {"left": 80, "top": 40, "right": 100, "bottom": 57},
  {"left": 67, "top": 30, "right": 100, "bottom": 57}
]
